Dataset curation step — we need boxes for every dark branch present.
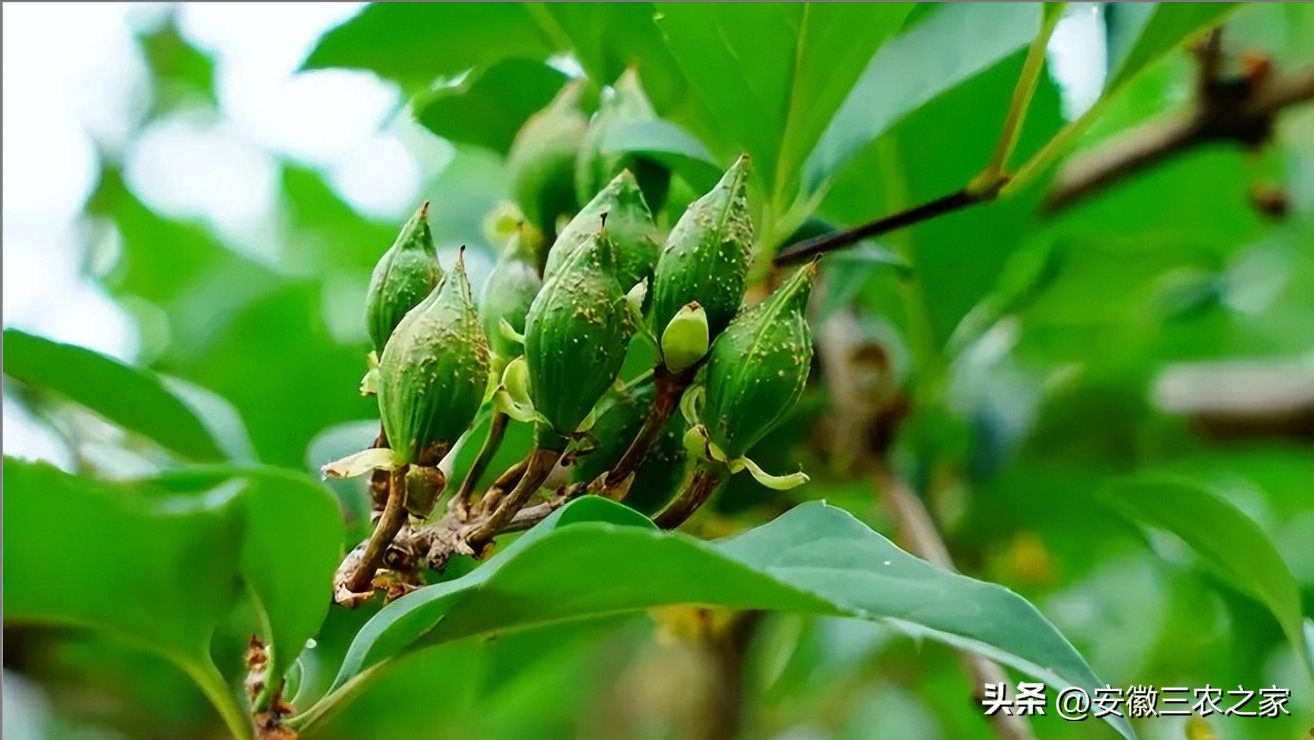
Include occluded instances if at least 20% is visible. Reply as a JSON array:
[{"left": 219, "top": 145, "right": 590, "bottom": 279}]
[
  {"left": 774, "top": 188, "right": 984, "bottom": 265},
  {"left": 773, "top": 53, "right": 1314, "bottom": 266}
]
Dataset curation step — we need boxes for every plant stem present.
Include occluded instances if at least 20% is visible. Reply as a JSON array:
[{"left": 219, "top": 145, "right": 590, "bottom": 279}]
[
  {"left": 465, "top": 446, "right": 561, "bottom": 543},
  {"left": 973, "top": 3, "right": 1065, "bottom": 194},
  {"left": 600, "top": 366, "right": 692, "bottom": 495},
  {"left": 452, "top": 411, "right": 508, "bottom": 519},
  {"left": 653, "top": 464, "right": 725, "bottom": 529},
  {"left": 344, "top": 465, "right": 409, "bottom": 595},
  {"left": 774, "top": 49, "right": 1314, "bottom": 266},
  {"left": 773, "top": 188, "right": 980, "bottom": 265}
]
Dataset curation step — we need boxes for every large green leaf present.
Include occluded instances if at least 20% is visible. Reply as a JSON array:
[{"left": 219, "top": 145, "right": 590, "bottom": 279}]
[
  {"left": 1101, "top": 476, "right": 1314, "bottom": 683},
  {"left": 413, "top": 58, "right": 567, "bottom": 154},
  {"left": 805, "top": 3, "right": 1039, "bottom": 193},
  {"left": 3, "top": 329, "right": 227, "bottom": 462},
  {"left": 313, "top": 497, "right": 1134, "bottom": 740},
  {"left": 302, "top": 4, "right": 556, "bottom": 91},
  {"left": 4, "top": 458, "right": 345, "bottom": 732},
  {"left": 543, "top": 3, "right": 687, "bottom": 113},
  {"left": 1104, "top": 3, "right": 1244, "bottom": 92},
  {"left": 653, "top": 3, "right": 913, "bottom": 200}
]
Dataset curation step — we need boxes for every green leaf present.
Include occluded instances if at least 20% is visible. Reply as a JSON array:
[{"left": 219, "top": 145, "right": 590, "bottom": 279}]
[
  {"left": 542, "top": 3, "right": 687, "bottom": 113},
  {"left": 317, "top": 498, "right": 1134, "bottom": 740},
  {"left": 1100, "top": 476, "right": 1314, "bottom": 684},
  {"left": 653, "top": 3, "right": 913, "bottom": 200},
  {"left": 3, "top": 329, "right": 227, "bottom": 462},
  {"left": 805, "top": 3, "right": 1040, "bottom": 193},
  {"left": 414, "top": 58, "right": 567, "bottom": 154},
  {"left": 302, "top": 4, "right": 556, "bottom": 90},
  {"left": 598, "top": 119, "right": 721, "bottom": 193},
  {"left": 152, "top": 465, "right": 346, "bottom": 696},
  {"left": 4, "top": 457, "right": 345, "bottom": 728},
  {"left": 1104, "top": 3, "right": 1244, "bottom": 92}
]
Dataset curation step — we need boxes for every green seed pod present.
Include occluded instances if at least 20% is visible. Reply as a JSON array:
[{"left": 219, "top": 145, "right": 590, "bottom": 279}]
[
  {"left": 507, "top": 80, "right": 591, "bottom": 239},
  {"left": 570, "top": 378, "right": 686, "bottom": 515},
  {"left": 524, "top": 231, "right": 633, "bottom": 448},
  {"left": 378, "top": 251, "right": 491, "bottom": 465},
  {"left": 576, "top": 69, "right": 672, "bottom": 212},
  {"left": 702, "top": 261, "right": 817, "bottom": 460},
  {"left": 548, "top": 170, "right": 659, "bottom": 291},
  {"left": 365, "top": 203, "right": 443, "bottom": 355},
  {"left": 479, "top": 228, "right": 543, "bottom": 360},
  {"left": 650, "top": 155, "right": 753, "bottom": 351}
]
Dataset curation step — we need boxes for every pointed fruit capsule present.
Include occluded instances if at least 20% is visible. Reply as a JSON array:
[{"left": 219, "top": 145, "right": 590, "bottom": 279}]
[
  {"left": 548, "top": 170, "right": 660, "bottom": 291},
  {"left": 650, "top": 155, "right": 753, "bottom": 353},
  {"left": 523, "top": 231, "right": 633, "bottom": 447},
  {"left": 701, "top": 261, "right": 817, "bottom": 460},
  {"left": 365, "top": 203, "right": 443, "bottom": 354},
  {"left": 479, "top": 228, "right": 543, "bottom": 360},
  {"left": 377, "top": 251, "right": 491, "bottom": 465},
  {"left": 507, "top": 80, "right": 591, "bottom": 239}
]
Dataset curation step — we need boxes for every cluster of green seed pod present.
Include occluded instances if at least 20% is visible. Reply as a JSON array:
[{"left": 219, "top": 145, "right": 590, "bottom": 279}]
[{"left": 332, "top": 139, "right": 816, "bottom": 566}]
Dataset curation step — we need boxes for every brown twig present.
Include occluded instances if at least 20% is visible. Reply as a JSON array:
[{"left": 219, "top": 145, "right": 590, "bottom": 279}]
[
  {"left": 451, "top": 411, "right": 509, "bottom": 519},
  {"left": 653, "top": 465, "right": 724, "bottom": 530},
  {"left": 773, "top": 46, "right": 1314, "bottom": 266},
  {"left": 342, "top": 465, "right": 410, "bottom": 597},
  {"left": 464, "top": 446, "right": 562, "bottom": 543},
  {"left": 599, "top": 366, "right": 694, "bottom": 493},
  {"left": 873, "top": 459, "right": 1037, "bottom": 740},
  {"left": 1046, "top": 64, "right": 1314, "bottom": 211}
]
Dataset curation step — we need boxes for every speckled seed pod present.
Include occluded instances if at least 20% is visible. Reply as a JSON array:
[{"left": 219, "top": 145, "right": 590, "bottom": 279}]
[
  {"left": 507, "top": 80, "right": 590, "bottom": 239},
  {"left": 702, "top": 261, "right": 817, "bottom": 460},
  {"left": 523, "top": 231, "right": 633, "bottom": 448},
  {"left": 575, "top": 69, "right": 671, "bottom": 212},
  {"left": 547, "top": 170, "right": 659, "bottom": 291},
  {"left": 650, "top": 155, "right": 752, "bottom": 349},
  {"left": 570, "top": 378, "right": 686, "bottom": 515},
  {"left": 479, "top": 228, "right": 543, "bottom": 359},
  {"left": 377, "top": 252, "right": 490, "bottom": 465},
  {"left": 365, "top": 203, "right": 443, "bottom": 355}
]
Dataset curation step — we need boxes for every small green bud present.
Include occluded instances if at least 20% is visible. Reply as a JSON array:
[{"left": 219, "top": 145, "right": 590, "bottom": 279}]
[
  {"left": 548, "top": 170, "right": 660, "bottom": 291},
  {"left": 365, "top": 203, "right": 443, "bottom": 355},
  {"left": 650, "top": 155, "right": 753, "bottom": 353},
  {"left": 507, "top": 80, "right": 591, "bottom": 239},
  {"left": 524, "top": 231, "right": 633, "bottom": 448},
  {"left": 702, "top": 261, "right": 817, "bottom": 460},
  {"left": 576, "top": 69, "right": 671, "bottom": 212},
  {"left": 660, "top": 302, "right": 709, "bottom": 373},
  {"left": 378, "top": 251, "right": 491, "bottom": 465},
  {"left": 479, "top": 229, "right": 543, "bottom": 359},
  {"left": 570, "top": 378, "right": 686, "bottom": 515}
]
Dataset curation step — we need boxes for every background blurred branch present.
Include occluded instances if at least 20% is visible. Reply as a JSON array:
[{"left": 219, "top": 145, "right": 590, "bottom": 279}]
[{"left": 776, "top": 41, "right": 1314, "bottom": 266}]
